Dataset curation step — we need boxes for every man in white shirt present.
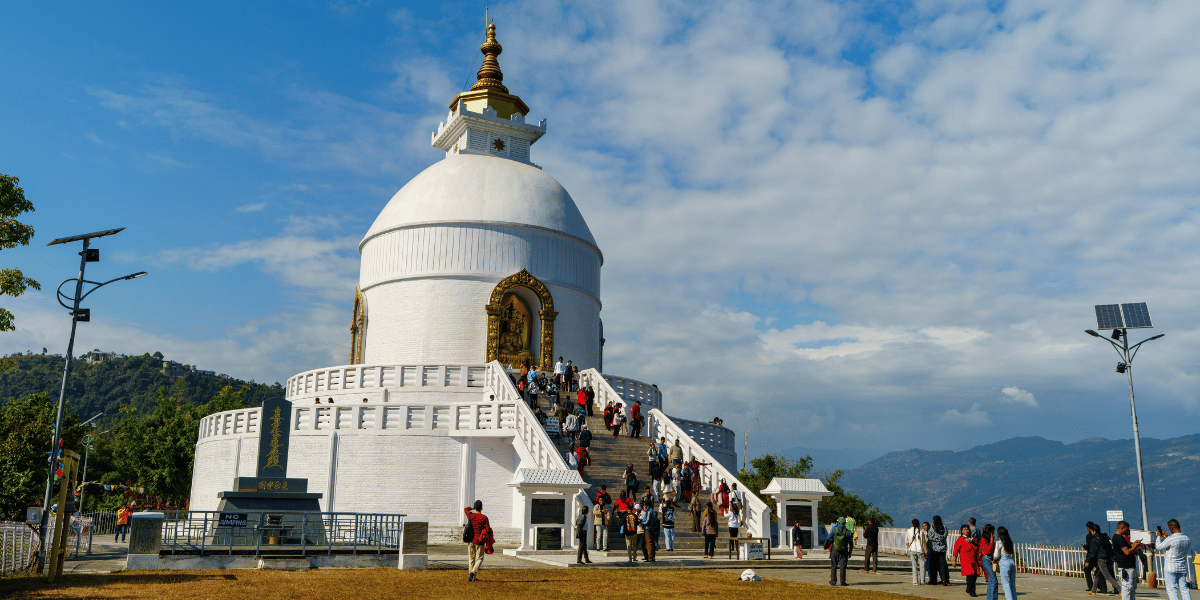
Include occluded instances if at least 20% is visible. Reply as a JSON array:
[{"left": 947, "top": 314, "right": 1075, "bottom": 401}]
[
  {"left": 553, "top": 357, "right": 565, "bottom": 385},
  {"left": 1154, "top": 520, "right": 1192, "bottom": 600}
]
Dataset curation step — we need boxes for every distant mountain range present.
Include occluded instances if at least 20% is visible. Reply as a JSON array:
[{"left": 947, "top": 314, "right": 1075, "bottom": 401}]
[
  {"left": 838, "top": 434, "right": 1200, "bottom": 545},
  {"left": 782, "top": 445, "right": 889, "bottom": 473}
]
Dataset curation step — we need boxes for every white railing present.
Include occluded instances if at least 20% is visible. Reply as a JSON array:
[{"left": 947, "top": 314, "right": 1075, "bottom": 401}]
[
  {"left": 483, "top": 361, "right": 568, "bottom": 471},
  {"left": 197, "top": 407, "right": 259, "bottom": 440},
  {"left": 579, "top": 368, "right": 735, "bottom": 470},
  {"left": 871, "top": 527, "right": 1195, "bottom": 588},
  {"left": 1, "top": 523, "right": 36, "bottom": 575},
  {"left": 286, "top": 364, "right": 487, "bottom": 398},
  {"left": 644, "top": 406, "right": 769, "bottom": 538},
  {"left": 599, "top": 373, "right": 662, "bottom": 412},
  {"left": 872, "top": 526, "right": 961, "bottom": 556},
  {"left": 484, "top": 361, "right": 593, "bottom": 544}
]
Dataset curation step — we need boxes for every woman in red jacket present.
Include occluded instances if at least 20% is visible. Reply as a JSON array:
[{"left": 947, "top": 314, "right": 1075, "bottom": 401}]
[{"left": 953, "top": 524, "right": 983, "bottom": 597}]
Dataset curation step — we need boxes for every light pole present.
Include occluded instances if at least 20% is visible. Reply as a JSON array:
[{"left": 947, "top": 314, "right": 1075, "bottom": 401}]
[
  {"left": 37, "top": 227, "right": 146, "bottom": 572},
  {"left": 78, "top": 418, "right": 107, "bottom": 512},
  {"left": 743, "top": 418, "right": 758, "bottom": 474},
  {"left": 1085, "top": 302, "right": 1163, "bottom": 533}
]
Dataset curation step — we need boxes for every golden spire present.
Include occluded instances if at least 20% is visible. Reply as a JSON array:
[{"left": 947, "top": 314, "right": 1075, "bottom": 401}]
[
  {"left": 471, "top": 23, "right": 508, "bottom": 93},
  {"left": 449, "top": 22, "right": 529, "bottom": 120}
]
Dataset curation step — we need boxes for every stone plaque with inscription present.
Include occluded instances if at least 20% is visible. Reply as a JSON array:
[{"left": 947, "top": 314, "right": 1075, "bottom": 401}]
[{"left": 535, "top": 527, "right": 562, "bottom": 551}]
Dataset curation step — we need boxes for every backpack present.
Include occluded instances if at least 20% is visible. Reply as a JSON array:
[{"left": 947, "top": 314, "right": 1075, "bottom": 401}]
[
  {"left": 647, "top": 510, "right": 659, "bottom": 528},
  {"left": 462, "top": 518, "right": 474, "bottom": 543},
  {"left": 833, "top": 524, "right": 852, "bottom": 553}
]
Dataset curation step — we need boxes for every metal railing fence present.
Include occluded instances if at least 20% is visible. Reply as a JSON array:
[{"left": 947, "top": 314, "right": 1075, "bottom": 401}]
[
  {"left": 79, "top": 511, "right": 118, "bottom": 536},
  {"left": 867, "top": 526, "right": 1195, "bottom": 588},
  {"left": 159, "top": 511, "right": 405, "bottom": 557}
]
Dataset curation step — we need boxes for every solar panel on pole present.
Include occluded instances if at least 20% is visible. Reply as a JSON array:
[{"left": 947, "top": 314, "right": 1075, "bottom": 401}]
[
  {"left": 1095, "top": 304, "right": 1124, "bottom": 330},
  {"left": 1120, "top": 303, "right": 1153, "bottom": 329}
]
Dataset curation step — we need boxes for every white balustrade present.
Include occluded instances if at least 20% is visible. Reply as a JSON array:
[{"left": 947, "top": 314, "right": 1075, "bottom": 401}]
[
  {"left": 644, "top": 407, "right": 770, "bottom": 538},
  {"left": 286, "top": 363, "right": 487, "bottom": 398}
]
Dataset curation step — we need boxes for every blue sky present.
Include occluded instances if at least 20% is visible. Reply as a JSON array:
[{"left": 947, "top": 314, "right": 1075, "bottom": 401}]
[{"left": 3, "top": 0, "right": 1199, "bottom": 463}]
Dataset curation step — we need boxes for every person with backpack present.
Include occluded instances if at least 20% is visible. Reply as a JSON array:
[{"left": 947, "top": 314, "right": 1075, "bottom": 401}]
[
  {"left": 624, "top": 507, "right": 640, "bottom": 563},
  {"left": 594, "top": 484, "right": 611, "bottom": 508},
  {"left": 623, "top": 465, "right": 638, "bottom": 499},
  {"left": 463, "top": 500, "right": 494, "bottom": 582},
  {"left": 661, "top": 501, "right": 676, "bottom": 551},
  {"left": 1085, "top": 522, "right": 1121, "bottom": 595},
  {"left": 640, "top": 503, "right": 658, "bottom": 562},
  {"left": 827, "top": 517, "right": 854, "bottom": 586},
  {"left": 575, "top": 505, "right": 593, "bottom": 565}
]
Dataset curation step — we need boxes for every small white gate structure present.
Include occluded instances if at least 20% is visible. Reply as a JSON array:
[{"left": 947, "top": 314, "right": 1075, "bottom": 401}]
[{"left": 760, "top": 478, "right": 831, "bottom": 550}]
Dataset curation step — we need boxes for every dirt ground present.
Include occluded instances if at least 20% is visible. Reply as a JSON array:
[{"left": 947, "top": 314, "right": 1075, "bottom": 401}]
[{"left": 0, "top": 569, "right": 927, "bottom": 600}]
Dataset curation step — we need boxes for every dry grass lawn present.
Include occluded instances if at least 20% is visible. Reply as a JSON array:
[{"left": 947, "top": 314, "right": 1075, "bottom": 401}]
[{"left": 0, "top": 569, "right": 926, "bottom": 600}]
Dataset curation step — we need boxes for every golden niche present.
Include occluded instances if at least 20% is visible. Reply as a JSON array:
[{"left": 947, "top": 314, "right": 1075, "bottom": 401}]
[
  {"left": 498, "top": 294, "right": 533, "bottom": 360},
  {"left": 486, "top": 269, "right": 556, "bottom": 371}
]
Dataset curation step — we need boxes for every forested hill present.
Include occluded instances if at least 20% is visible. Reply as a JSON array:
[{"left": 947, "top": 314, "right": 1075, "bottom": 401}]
[
  {"left": 0, "top": 353, "right": 282, "bottom": 421},
  {"left": 839, "top": 434, "right": 1200, "bottom": 545}
]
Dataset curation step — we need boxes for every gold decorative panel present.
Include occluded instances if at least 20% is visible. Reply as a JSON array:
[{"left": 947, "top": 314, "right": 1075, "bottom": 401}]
[
  {"left": 486, "top": 269, "right": 555, "bottom": 371},
  {"left": 350, "top": 286, "right": 367, "bottom": 365}
]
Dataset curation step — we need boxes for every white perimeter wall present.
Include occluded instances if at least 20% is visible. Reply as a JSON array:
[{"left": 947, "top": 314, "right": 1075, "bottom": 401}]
[{"left": 191, "top": 416, "right": 518, "bottom": 531}]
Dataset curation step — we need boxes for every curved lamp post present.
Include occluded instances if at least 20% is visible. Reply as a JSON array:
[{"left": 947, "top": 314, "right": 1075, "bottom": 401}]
[
  {"left": 1084, "top": 302, "right": 1164, "bottom": 534},
  {"left": 37, "top": 228, "right": 146, "bottom": 572}
]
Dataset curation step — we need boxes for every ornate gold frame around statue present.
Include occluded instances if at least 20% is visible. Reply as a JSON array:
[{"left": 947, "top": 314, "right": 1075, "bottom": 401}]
[{"left": 486, "top": 269, "right": 556, "bottom": 371}]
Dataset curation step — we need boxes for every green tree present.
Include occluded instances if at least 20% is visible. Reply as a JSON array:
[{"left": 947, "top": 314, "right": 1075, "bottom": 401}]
[
  {"left": 818, "top": 470, "right": 893, "bottom": 526},
  {"left": 0, "top": 174, "right": 40, "bottom": 372},
  {"left": 0, "top": 393, "right": 83, "bottom": 518},
  {"left": 108, "top": 385, "right": 249, "bottom": 507},
  {"left": 737, "top": 453, "right": 815, "bottom": 522}
]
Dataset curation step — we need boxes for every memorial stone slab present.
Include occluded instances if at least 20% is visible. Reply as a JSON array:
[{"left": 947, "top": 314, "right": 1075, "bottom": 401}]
[{"left": 128, "top": 512, "right": 164, "bottom": 554}]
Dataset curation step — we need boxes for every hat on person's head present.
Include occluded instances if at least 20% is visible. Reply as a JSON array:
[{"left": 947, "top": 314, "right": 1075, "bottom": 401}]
[
  {"left": 634, "top": 504, "right": 642, "bottom": 510},
  {"left": 837, "top": 517, "right": 845, "bottom": 525}
]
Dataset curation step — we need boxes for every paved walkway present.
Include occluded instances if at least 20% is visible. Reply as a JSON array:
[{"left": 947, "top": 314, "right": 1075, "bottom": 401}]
[{"left": 728, "top": 566, "right": 1189, "bottom": 600}]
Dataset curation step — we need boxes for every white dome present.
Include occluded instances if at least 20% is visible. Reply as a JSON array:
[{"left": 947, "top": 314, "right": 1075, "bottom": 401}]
[{"left": 362, "top": 154, "right": 598, "bottom": 251}]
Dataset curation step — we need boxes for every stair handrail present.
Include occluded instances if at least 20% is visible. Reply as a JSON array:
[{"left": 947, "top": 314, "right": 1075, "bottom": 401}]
[
  {"left": 484, "top": 361, "right": 570, "bottom": 471},
  {"left": 645, "top": 407, "right": 770, "bottom": 538},
  {"left": 485, "top": 361, "right": 594, "bottom": 545}
]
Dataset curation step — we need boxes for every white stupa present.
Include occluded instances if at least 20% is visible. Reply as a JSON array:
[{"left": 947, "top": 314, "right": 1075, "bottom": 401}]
[{"left": 189, "top": 25, "right": 747, "bottom": 550}]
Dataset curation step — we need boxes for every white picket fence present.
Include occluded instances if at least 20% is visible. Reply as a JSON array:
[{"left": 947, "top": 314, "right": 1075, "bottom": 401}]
[
  {"left": 871, "top": 526, "right": 1196, "bottom": 588},
  {"left": 1, "top": 523, "right": 38, "bottom": 575}
]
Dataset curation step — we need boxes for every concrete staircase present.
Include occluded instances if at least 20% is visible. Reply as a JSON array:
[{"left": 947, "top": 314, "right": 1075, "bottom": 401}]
[{"left": 542, "top": 398, "right": 734, "bottom": 553}]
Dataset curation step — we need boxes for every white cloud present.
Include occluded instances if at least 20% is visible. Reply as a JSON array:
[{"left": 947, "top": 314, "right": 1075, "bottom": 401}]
[
  {"left": 235, "top": 202, "right": 268, "bottom": 213},
  {"left": 938, "top": 403, "right": 993, "bottom": 427},
  {"left": 158, "top": 234, "right": 359, "bottom": 301},
  {"left": 33, "top": 0, "right": 1200, "bottom": 453},
  {"left": 1000, "top": 387, "right": 1039, "bottom": 407}
]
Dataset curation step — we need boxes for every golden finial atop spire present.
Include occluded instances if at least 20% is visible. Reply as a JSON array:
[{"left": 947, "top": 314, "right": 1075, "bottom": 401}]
[
  {"left": 471, "top": 23, "right": 508, "bottom": 93},
  {"left": 448, "top": 21, "right": 529, "bottom": 120}
]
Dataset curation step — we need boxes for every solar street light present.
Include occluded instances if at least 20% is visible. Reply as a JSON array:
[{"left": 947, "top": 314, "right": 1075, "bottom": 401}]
[
  {"left": 1085, "top": 302, "right": 1163, "bottom": 533},
  {"left": 37, "top": 227, "right": 146, "bottom": 574}
]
